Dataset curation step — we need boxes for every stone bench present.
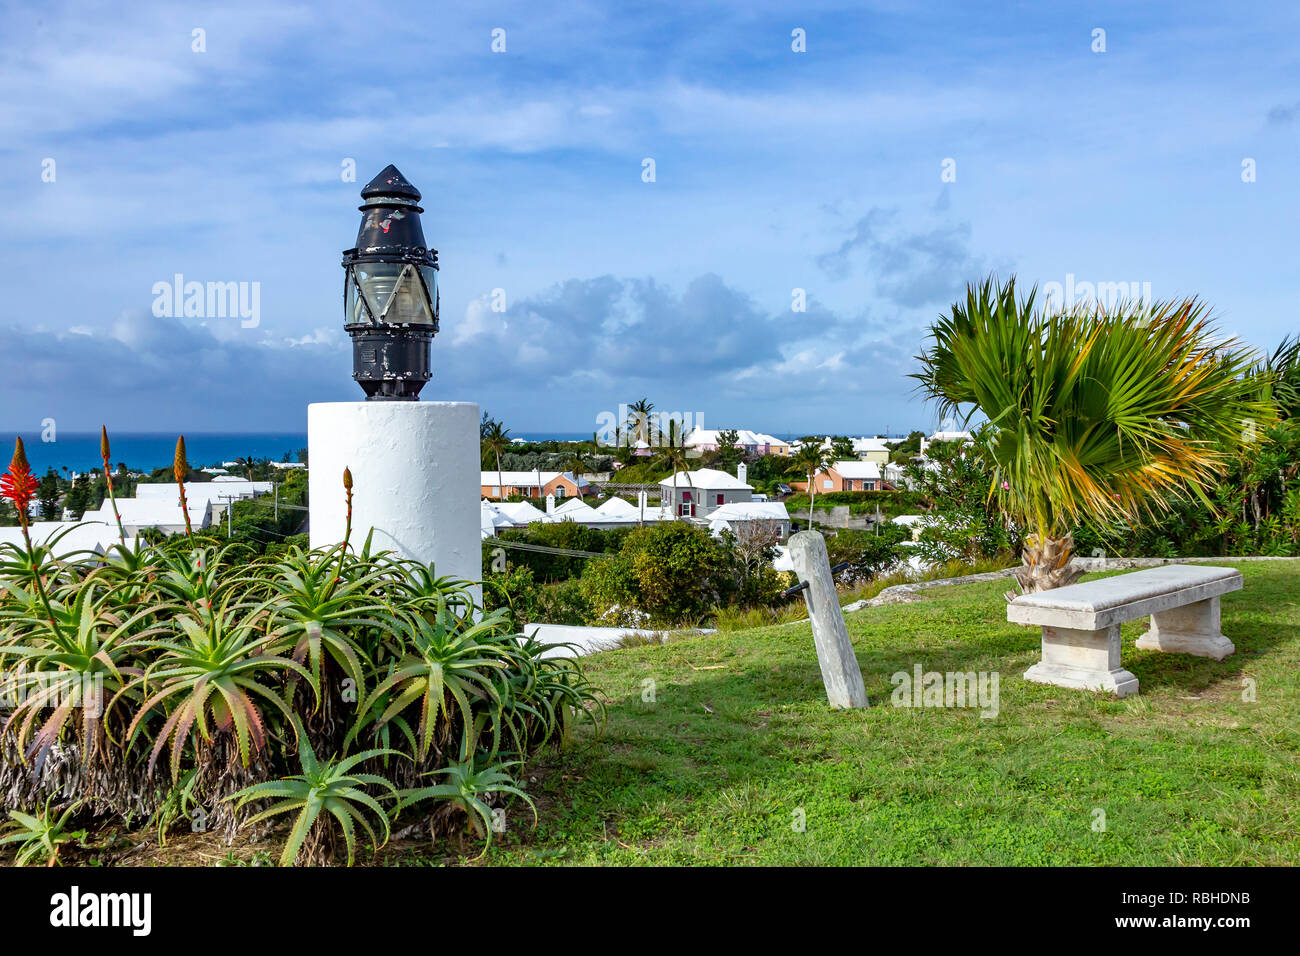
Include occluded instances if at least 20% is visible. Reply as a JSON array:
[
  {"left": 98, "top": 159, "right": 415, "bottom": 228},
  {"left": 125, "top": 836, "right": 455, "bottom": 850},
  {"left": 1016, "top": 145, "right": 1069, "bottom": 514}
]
[{"left": 1007, "top": 565, "right": 1242, "bottom": 697}]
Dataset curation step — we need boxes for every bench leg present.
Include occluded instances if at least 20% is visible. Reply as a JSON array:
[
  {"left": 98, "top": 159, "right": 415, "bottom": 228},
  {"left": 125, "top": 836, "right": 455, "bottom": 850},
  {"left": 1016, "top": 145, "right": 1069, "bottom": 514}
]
[
  {"left": 1135, "top": 596, "right": 1235, "bottom": 660},
  {"left": 1024, "top": 623, "right": 1140, "bottom": 697}
]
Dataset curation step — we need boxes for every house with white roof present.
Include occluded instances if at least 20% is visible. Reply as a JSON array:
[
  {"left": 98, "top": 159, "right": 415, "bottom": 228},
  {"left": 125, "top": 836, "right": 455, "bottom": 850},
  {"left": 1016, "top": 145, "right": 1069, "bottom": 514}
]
[
  {"left": 920, "top": 430, "right": 975, "bottom": 455},
  {"left": 684, "top": 429, "right": 791, "bottom": 457},
  {"left": 659, "top": 466, "right": 754, "bottom": 519},
  {"left": 134, "top": 479, "right": 274, "bottom": 525},
  {"left": 805, "top": 460, "right": 882, "bottom": 493},
  {"left": 80, "top": 496, "right": 211, "bottom": 537},
  {"left": 0, "top": 521, "right": 139, "bottom": 557},
  {"left": 479, "top": 471, "right": 591, "bottom": 500},
  {"left": 701, "top": 501, "right": 791, "bottom": 539},
  {"left": 850, "top": 437, "right": 894, "bottom": 464}
]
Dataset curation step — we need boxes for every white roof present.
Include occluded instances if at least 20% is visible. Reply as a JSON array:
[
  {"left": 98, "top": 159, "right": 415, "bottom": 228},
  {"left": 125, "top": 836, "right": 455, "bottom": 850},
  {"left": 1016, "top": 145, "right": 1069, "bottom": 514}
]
[
  {"left": 594, "top": 497, "right": 640, "bottom": 518},
  {"left": 829, "top": 460, "right": 881, "bottom": 479},
  {"left": 588, "top": 498, "right": 642, "bottom": 524},
  {"left": 548, "top": 498, "right": 598, "bottom": 519},
  {"left": 0, "top": 521, "right": 138, "bottom": 556},
  {"left": 851, "top": 437, "right": 893, "bottom": 453},
  {"left": 705, "top": 501, "right": 791, "bottom": 523},
  {"left": 480, "top": 471, "right": 591, "bottom": 488},
  {"left": 928, "top": 431, "right": 973, "bottom": 442},
  {"left": 492, "top": 500, "right": 547, "bottom": 525},
  {"left": 684, "top": 429, "right": 788, "bottom": 448},
  {"left": 83, "top": 497, "right": 209, "bottom": 528},
  {"left": 658, "top": 467, "right": 752, "bottom": 490},
  {"left": 134, "top": 481, "right": 272, "bottom": 506},
  {"left": 892, "top": 514, "right": 932, "bottom": 526}
]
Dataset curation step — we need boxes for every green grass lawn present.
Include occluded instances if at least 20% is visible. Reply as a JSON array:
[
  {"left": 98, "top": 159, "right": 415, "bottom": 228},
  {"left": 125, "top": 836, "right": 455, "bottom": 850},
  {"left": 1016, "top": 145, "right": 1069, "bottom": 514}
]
[{"left": 397, "top": 559, "right": 1300, "bottom": 866}]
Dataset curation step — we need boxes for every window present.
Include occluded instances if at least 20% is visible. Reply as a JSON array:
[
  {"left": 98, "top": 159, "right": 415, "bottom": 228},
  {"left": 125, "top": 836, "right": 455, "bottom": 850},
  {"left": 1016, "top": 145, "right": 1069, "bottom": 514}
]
[
  {"left": 823, "top": 479, "right": 833, "bottom": 490},
  {"left": 716, "top": 494, "right": 724, "bottom": 505},
  {"left": 682, "top": 491, "right": 692, "bottom": 502},
  {"left": 491, "top": 486, "right": 500, "bottom": 496},
  {"left": 556, "top": 486, "right": 566, "bottom": 499}
]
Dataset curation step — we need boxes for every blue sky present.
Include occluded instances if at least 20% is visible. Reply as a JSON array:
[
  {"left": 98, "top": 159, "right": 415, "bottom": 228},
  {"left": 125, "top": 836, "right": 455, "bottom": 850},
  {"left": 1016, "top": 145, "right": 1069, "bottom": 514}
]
[{"left": 2, "top": 0, "right": 1298, "bottom": 436}]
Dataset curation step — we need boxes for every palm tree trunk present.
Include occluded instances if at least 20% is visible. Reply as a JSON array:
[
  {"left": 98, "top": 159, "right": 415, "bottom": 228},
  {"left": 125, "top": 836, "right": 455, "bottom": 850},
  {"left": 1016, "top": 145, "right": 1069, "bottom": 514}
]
[
  {"left": 496, "top": 453, "right": 504, "bottom": 501},
  {"left": 1008, "top": 532, "right": 1085, "bottom": 599}
]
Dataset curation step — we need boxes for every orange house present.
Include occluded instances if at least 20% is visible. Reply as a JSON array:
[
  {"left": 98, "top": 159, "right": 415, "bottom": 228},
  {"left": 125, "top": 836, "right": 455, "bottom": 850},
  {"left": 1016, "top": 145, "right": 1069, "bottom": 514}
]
[
  {"left": 794, "top": 460, "right": 882, "bottom": 494},
  {"left": 479, "top": 470, "right": 592, "bottom": 499}
]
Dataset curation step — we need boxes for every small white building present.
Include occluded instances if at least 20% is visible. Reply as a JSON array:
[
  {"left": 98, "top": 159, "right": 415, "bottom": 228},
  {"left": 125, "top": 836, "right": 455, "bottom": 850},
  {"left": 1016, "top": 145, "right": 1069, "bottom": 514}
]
[
  {"left": 0, "top": 521, "right": 138, "bottom": 556},
  {"left": 919, "top": 430, "right": 974, "bottom": 455},
  {"left": 702, "top": 501, "right": 791, "bottom": 539},
  {"left": 81, "top": 497, "right": 211, "bottom": 537},
  {"left": 659, "top": 466, "right": 753, "bottom": 519}
]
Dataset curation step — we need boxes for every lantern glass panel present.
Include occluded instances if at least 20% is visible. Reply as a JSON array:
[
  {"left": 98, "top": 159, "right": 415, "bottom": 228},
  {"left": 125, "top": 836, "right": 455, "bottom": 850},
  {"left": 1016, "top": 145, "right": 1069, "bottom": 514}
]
[
  {"left": 346, "top": 271, "right": 374, "bottom": 324},
  {"left": 419, "top": 265, "right": 439, "bottom": 315},
  {"left": 352, "top": 263, "right": 434, "bottom": 325}
]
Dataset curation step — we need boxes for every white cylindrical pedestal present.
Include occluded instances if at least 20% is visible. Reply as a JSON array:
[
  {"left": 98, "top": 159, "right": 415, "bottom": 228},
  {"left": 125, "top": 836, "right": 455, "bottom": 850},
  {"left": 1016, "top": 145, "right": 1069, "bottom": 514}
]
[{"left": 308, "top": 401, "right": 481, "bottom": 591}]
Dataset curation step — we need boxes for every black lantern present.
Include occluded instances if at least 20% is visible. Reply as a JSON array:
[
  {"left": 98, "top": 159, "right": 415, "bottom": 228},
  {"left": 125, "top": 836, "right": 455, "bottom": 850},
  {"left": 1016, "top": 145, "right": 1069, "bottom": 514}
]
[{"left": 342, "top": 165, "right": 440, "bottom": 400}]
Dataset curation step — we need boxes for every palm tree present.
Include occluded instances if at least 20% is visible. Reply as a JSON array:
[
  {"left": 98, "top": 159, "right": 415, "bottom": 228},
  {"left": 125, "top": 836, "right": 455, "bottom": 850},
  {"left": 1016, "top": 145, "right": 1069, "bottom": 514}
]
[
  {"left": 481, "top": 421, "right": 511, "bottom": 499},
  {"left": 627, "top": 398, "right": 654, "bottom": 447},
  {"left": 234, "top": 456, "right": 255, "bottom": 481},
  {"left": 787, "top": 441, "right": 834, "bottom": 530},
  {"left": 564, "top": 449, "right": 594, "bottom": 500},
  {"left": 654, "top": 443, "right": 693, "bottom": 517},
  {"left": 913, "top": 276, "right": 1270, "bottom": 595}
]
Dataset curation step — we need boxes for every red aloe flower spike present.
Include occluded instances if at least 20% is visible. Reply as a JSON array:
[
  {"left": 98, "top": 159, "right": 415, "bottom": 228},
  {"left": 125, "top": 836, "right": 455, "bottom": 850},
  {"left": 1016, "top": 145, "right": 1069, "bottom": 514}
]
[
  {"left": 174, "top": 436, "right": 193, "bottom": 538},
  {"left": 1, "top": 436, "right": 39, "bottom": 551},
  {"left": 342, "top": 466, "right": 354, "bottom": 551},
  {"left": 100, "top": 426, "right": 126, "bottom": 545}
]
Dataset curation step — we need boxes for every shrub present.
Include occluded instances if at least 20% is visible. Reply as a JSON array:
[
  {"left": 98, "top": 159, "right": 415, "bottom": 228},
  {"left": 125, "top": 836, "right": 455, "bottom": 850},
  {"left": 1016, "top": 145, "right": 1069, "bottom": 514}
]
[{"left": 580, "top": 522, "right": 734, "bottom": 626}]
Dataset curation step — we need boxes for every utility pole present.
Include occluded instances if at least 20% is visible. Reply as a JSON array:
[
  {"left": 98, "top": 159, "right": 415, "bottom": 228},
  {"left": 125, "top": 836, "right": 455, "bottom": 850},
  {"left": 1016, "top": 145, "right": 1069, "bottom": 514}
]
[
  {"left": 219, "top": 494, "right": 238, "bottom": 536},
  {"left": 274, "top": 482, "right": 279, "bottom": 521}
]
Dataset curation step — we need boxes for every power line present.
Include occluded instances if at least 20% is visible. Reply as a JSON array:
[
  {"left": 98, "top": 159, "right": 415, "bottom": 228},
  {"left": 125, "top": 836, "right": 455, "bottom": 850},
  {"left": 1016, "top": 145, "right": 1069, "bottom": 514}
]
[{"left": 487, "top": 538, "right": 609, "bottom": 559}]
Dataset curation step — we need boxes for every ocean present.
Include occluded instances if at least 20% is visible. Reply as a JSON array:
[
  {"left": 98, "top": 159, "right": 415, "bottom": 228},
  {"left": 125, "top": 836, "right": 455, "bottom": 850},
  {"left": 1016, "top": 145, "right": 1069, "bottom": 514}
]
[
  {"left": 3, "top": 430, "right": 821, "bottom": 475},
  {"left": 6, "top": 431, "right": 605, "bottom": 475},
  {"left": 9, "top": 432, "right": 309, "bottom": 476}
]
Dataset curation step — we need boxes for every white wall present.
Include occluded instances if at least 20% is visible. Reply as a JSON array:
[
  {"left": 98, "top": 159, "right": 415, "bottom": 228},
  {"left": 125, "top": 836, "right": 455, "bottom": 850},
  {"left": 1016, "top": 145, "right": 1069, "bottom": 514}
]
[{"left": 308, "top": 401, "right": 482, "bottom": 593}]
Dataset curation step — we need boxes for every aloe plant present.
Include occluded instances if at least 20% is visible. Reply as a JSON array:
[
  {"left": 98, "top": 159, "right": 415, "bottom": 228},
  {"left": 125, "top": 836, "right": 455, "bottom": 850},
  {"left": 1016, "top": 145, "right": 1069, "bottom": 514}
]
[
  {"left": 122, "top": 599, "right": 312, "bottom": 778},
  {"left": 0, "top": 797, "right": 86, "bottom": 866},
  {"left": 351, "top": 605, "right": 512, "bottom": 761},
  {"left": 228, "top": 727, "right": 400, "bottom": 866},
  {"left": 396, "top": 759, "right": 535, "bottom": 858},
  {"left": 0, "top": 582, "right": 154, "bottom": 768}
]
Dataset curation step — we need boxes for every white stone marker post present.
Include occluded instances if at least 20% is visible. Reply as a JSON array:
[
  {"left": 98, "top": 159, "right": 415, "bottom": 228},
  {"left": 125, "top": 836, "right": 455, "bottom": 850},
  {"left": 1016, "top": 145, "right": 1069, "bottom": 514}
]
[
  {"left": 308, "top": 400, "right": 481, "bottom": 601},
  {"left": 788, "top": 530, "right": 868, "bottom": 709}
]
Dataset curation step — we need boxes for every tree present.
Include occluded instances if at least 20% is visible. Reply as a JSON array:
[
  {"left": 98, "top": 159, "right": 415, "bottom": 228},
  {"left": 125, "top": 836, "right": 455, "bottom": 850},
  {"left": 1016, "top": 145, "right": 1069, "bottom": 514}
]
[
  {"left": 37, "top": 469, "right": 61, "bottom": 521},
  {"left": 913, "top": 276, "right": 1270, "bottom": 595},
  {"left": 626, "top": 398, "right": 654, "bottom": 447},
  {"left": 787, "top": 442, "right": 834, "bottom": 529},
  {"left": 64, "top": 473, "right": 92, "bottom": 519},
  {"left": 654, "top": 443, "right": 693, "bottom": 514},
  {"left": 564, "top": 448, "right": 594, "bottom": 499},
  {"left": 890, "top": 431, "right": 925, "bottom": 464},
  {"left": 716, "top": 429, "right": 741, "bottom": 468},
  {"left": 830, "top": 435, "right": 855, "bottom": 459},
  {"left": 482, "top": 420, "right": 511, "bottom": 499}
]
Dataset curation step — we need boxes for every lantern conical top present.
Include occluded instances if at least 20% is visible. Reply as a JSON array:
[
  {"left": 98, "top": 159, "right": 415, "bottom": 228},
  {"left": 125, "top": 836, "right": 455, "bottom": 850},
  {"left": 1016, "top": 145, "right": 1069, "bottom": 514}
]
[{"left": 360, "top": 164, "right": 422, "bottom": 205}]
